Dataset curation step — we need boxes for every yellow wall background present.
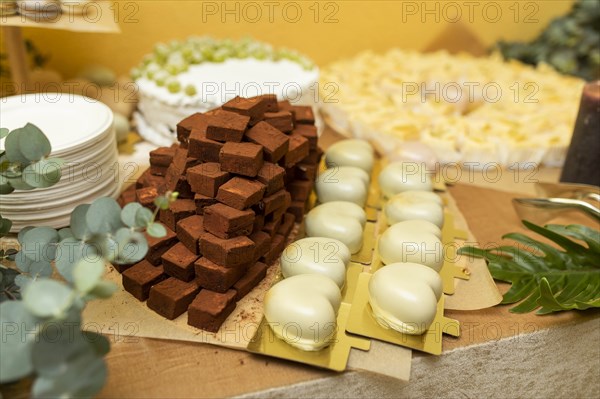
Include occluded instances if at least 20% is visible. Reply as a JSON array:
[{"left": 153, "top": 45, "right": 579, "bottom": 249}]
[{"left": 7, "top": 0, "right": 575, "bottom": 78}]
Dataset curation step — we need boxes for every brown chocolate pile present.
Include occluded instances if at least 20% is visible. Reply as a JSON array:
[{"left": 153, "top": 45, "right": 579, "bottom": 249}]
[{"left": 117, "top": 95, "right": 322, "bottom": 332}]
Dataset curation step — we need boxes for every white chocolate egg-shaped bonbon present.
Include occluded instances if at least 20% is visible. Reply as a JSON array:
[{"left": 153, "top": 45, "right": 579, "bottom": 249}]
[
  {"left": 264, "top": 274, "right": 341, "bottom": 351},
  {"left": 325, "top": 139, "right": 375, "bottom": 173},
  {"left": 316, "top": 166, "right": 370, "bottom": 207},
  {"left": 305, "top": 201, "right": 367, "bottom": 254},
  {"left": 379, "top": 162, "right": 433, "bottom": 199},
  {"left": 385, "top": 191, "right": 444, "bottom": 228},
  {"left": 378, "top": 225, "right": 444, "bottom": 271}
]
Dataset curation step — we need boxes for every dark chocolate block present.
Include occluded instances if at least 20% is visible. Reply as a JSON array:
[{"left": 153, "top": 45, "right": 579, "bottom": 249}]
[
  {"left": 302, "top": 147, "right": 324, "bottom": 165},
  {"left": 136, "top": 187, "right": 158, "bottom": 211},
  {"left": 203, "top": 203, "right": 255, "bottom": 239},
  {"left": 219, "top": 142, "right": 264, "bottom": 177},
  {"left": 249, "top": 231, "right": 271, "bottom": 262},
  {"left": 118, "top": 184, "right": 137, "bottom": 207},
  {"left": 257, "top": 94, "right": 278, "bottom": 112},
  {"left": 161, "top": 242, "right": 199, "bottom": 282},
  {"left": 282, "top": 134, "right": 310, "bottom": 168},
  {"left": 150, "top": 146, "right": 176, "bottom": 167},
  {"left": 194, "top": 258, "right": 246, "bottom": 293},
  {"left": 264, "top": 111, "right": 293, "bottom": 133},
  {"left": 177, "top": 113, "right": 205, "bottom": 146},
  {"left": 199, "top": 232, "right": 255, "bottom": 268},
  {"left": 137, "top": 169, "right": 165, "bottom": 191},
  {"left": 233, "top": 262, "right": 268, "bottom": 300},
  {"left": 176, "top": 215, "right": 205, "bottom": 255},
  {"left": 245, "top": 122, "right": 290, "bottom": 163},
  {"left": 147, "top": 278, "right": 200, "bottom": 320},
  {"left": 206, "top": 110, "right": 250, "bottom": 142},
  {"left": 278, "top": 213, "right": 295, "bottom": 237},
  {"left": 252, "top": 214, "right": 265, "bottom": 233},
  {"left": 288, "top": 200, "right": 307, "bottom": 222},
  {"left": 164, "top": 147, "right": 189, "bottom": 192},
  {"left": 188, "top": 289, "right": 237, "bottom": 333},
  {"left": 188, "top": 127, "right": 223, "bottom": 162},
  {"left": 277, "top": 100, "right": 292, "bottom": 111},
  {"left": 292, "top": 125, "right": 318, "bottom": 150},
  {"left": 261, "top": 234, "right": 287, "bottom": 265},
  {"left": 263, "top": 215, "right": 282, "bottom": 239},
  {"left": 149, "top": 165, "right": 167, "bottom": 177},
  {"left": 222, "top": 96, "right": 268, "bottom": 124},
  {"left": 289, "top": 105, "right": 315, "bottom": 125},
  {"left": 194, "top": 193, "right": 218, "bottom": 215},
  {"left": 145, "top": 228, "right": 178, "bottom": 266},
  {"left": 294, "top": 163, "right": 318, "bottom": 181},
  {"left": 288, "top": 180, "right": 313, "bottom": 203},
  {"left": 159, "top": 199, "right": 196, "bottom": 231},
  {"left": 260, "top": 190, "right": 290, "bottom": 216},
  {"left": 216, "top": 177, "right": 266, "bottom": 210},
  {"left": 122, "top": 261, "right": 166, "bottom": 301},
  {"left": 256, "top": 162, "right": 285, "bottom": 196},
  {"left": 187, "top": 163, "right": 231, "bottom": 198}
]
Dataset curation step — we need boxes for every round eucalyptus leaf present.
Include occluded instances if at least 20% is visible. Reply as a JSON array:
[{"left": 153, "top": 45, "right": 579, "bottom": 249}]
[
  {"left": 114, "top": 228, "right": 148, "bottom": 264},
  {"left": 15, "top": 250, "right": 32, "bottom": 272},
  {"left": 22, "top": 158, "right": 64, "bottom": 188},
  {"left": 0, "top": 301, "right": 38, "bottom": 383},
  {"left": 135, "top": 207, "right": 154, "bottom": 227},
  {"left": 7, "top": 175, "right": 35, "bottom": 191},
  {"left": 86, "top": 234, "right": 118, "bottom": 262},
  {"left": 120, "top": 202, "right": 142, "bottom": 228},
  {"left": 154, "top": 195, "right": 170, "bottom": 210},
  {"left": 73, "top": 257, "right": 105, "bottom": 294},
  {"left": 3, "top": 127, "right": 29, "bottom": 165},
  {"left": 58, "top": 228, "right": 74, "bottom": 241},
  {"left": 18, "top": 226, "right": 35, "bottom": 242},
  {"left": 32, "top": 327, "right": 90, "bottom": 378},
  {"left": 21, "top": 227, "right": 59, "bottom": 262},
  {"left": 17, "top": 123, "right": 52, "bottom": 162},
  {"left": 146, "top": 222, "right": 167, "bottom": 238},
  {"left": 28, "top": 260, "right": 53, "bottom": 279},
  {"left": 0, "top": 175, "right": 15, "bottom": 195},
  {"left": 14, "top": 274, "right": 32, "bottom": 289},
  {"left": 0, "top": 217, "right": 12, "bottom": 236},
  {"left": 0, "top": 127, "right": 9, "bottom": 139},
  {"left": 88, "top": 281, "right": 118, "bottom": 299},
  {"left": 70, "top": 204, "right": 91, "bottom": 240},
  {"left": 82, "top": 331, "right": 111, "bottom": 356},
  {"left": 55, "top": 238, "right": 98, "bottom": 283},
  {"left": 23, "top": 279, "right": 73, "bottom": 318},
  {"left": 31, "top": 354, "right": 107, "bottom": 399},
  {"left": 86, "top": 197, "right": 123, "bottom": 235}
]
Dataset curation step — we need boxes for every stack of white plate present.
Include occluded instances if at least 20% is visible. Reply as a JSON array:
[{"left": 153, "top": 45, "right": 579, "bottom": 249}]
[{"left": 0, "top": 94, "right": 120, "bottom": 232}]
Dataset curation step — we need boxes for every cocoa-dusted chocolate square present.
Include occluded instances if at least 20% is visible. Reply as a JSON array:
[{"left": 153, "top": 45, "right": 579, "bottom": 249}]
[
  {"left": 219, "top": 142, "right": 264, "bottom": 177},
  {"left": 289, "top": 105, "right": 315, "bottom": 125},
  {"left": 264, "top": 111, "right": 293, "bottom": 133},
  {"left": 145, "top": 227, "right": 178, "bottom": 266},
  {"left": 203, "top": 203, "right": 255, "bottom": 239},
  {"left": 233, "top": 262, "right": 268, "bottom": 301},
  {"left": 176, "top": 215, "right": 205, "bottom": 255},
  {"left": 177, "top": 112, "right": 205, "bottom": 146},
  {"left": 288, "top": 200, "right": 307, "bottom": 222},
  {"left": 136, "top": 187, "right": 158, "bottom": 211},
  {"left": 282, "top": 134, "right": 310, "bottom": 168},
  {"left": 222, "top": 96, "right": 268, "bottom": 124},
  {"left": 147, "top": 278, "right": 200, "bottom": 320},
  {"left": 188, "top": 289, "right": 237, "bottom": 333},
  {"left": 288, "top": 180, "right": 313, "bottom": 203},
  {"left": 260, "top": 190, "right": 291, "bottom": 216},
  {"left": 199, "top": 232, "right": 255, "bottom": 268},
  {"left": 277, "top": 100, "right": 292, "bottom": 111},
  {"left": 292, "top": 124, "right": 318, "bottom": 150},
  {"left": 164, "top": 147, "right": 189, "bottom": 192},
  {"left": 149, "top": 165, "right": 167, "bottom": 177},
  {"left": 216, "top": 177, "right": 265, "bottom": 210},
  {"left": 245, "top": 122, "right": 290, "bottom": 163},
  {"left": 249, "top": 231, "right": 271, "bottom": 262},
  {"left": 187, "top": 163, "right": 231, "bottom": 198},
  {"left": 257, "top": 94, "right": 278, "bottom": 112},
  {"left": 159, "top": 199, "right": 196, "bottom": 231},
  {"left": 263, "top": 215, "right": 282, "bottom": 238},
  {"left": 150, "top": 146, "right": 176, "bottom": 167},
  {"left": 206, "top": 109, "right": 250, "bottom": 142},
  {"left": 161, "top": 242, "right": 199, "bottom": 282},
  {"left": 188, "top": 127, "right": 223, "bottom": 162},
  {"left": 302, "top": 147, "right": 324, "bottom": 165},
  {"left": 256, "top": 162, "right": 285, "bottom": 196},
  {"left": 278, "top": 212, "right": 296, "bottom": 237},
  {"left": 137, "top": 169, "right": 165, "bottom": 191},
  {"left": 122, "top": 261, "right": 166, "bottom": 301},
  {"left": 194, "top": 257, "right": 246, "bottom": 293},
  {"left": 118, "top": 184, "right": 137, "bottom": 207},
  {"left": 294, "top": 163, "right": 318, "bottom": 181},
  {"left": 252, "top": 214, "right": 265, "bottom": 233},
  {"left": 261, "top": 234, "right": 287, "bottom": 265},
  {"left": 194, "top": 193, "right": 218, "bottom": 215}
]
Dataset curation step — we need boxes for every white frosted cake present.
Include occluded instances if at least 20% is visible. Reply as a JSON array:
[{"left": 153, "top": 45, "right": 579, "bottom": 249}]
[
  {"left": 132, "top": 37, "right": 320, "bottom": 146},
  {"left": 320, "top": 49, "right": 585, "bottom": 168}
]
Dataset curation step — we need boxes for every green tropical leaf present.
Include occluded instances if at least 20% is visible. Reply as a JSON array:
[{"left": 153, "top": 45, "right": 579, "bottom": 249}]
[{"left": 458, "top": 221, "right": 600, "bottom": 314}]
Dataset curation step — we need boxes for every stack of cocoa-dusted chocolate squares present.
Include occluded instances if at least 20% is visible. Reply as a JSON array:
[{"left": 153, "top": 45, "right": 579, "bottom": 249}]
[{"left": 117, "top": 95, "right": 322, "bottom": 333}]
